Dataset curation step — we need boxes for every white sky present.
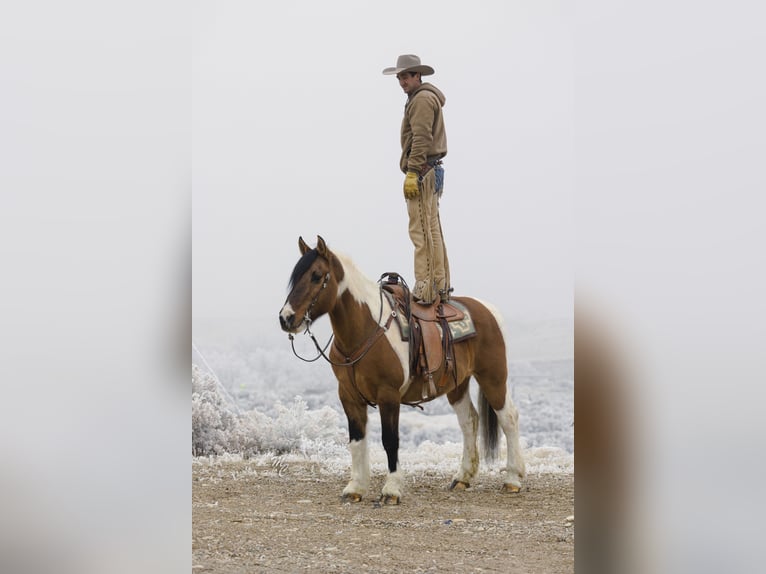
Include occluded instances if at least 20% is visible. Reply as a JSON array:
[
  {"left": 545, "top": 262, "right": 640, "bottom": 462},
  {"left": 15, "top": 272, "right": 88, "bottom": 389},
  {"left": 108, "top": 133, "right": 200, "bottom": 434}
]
[{"left": 193, "top": 1, "right": 573, "bottom": 324}]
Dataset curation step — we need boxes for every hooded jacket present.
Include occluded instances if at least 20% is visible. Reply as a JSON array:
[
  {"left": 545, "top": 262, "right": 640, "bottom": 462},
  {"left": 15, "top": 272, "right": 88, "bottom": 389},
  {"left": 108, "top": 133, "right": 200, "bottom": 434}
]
[{"left": 399, "top": 83, "right": 448, "bottom": 174}]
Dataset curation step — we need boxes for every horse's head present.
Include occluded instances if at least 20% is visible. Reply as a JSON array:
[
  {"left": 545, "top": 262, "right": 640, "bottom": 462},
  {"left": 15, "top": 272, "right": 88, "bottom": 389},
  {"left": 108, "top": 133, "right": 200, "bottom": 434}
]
[{"left": 279, "top": 235, "right": 343, "bottom": 333}]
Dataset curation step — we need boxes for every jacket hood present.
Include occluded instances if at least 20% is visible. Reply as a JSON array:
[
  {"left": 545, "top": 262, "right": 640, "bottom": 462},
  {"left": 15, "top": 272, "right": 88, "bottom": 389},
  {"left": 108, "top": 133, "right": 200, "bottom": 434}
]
[{"left": 410, "top": 82, "right": 446, "bottom": 107}]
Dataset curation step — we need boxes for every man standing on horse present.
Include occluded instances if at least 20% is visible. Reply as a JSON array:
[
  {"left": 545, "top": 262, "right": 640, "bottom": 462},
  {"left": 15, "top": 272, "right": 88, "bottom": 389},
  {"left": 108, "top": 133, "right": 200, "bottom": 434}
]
[{"left": 383, "top": 54, "right": 451, "bottom": 306}]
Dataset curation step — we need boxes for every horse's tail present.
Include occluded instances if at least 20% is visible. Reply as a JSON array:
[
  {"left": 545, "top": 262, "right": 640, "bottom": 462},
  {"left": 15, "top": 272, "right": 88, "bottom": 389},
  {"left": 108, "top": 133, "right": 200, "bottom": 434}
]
[{"left": 479, "top": 388, "right": 500, "bottom": 462}]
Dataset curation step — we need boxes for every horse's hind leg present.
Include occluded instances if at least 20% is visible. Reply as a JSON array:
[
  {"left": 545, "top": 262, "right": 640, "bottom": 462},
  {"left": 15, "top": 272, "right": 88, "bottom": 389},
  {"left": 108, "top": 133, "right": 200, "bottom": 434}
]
[
  {"left": 494, "top": 390, "right": 526, "bottom": 492},
  {"left": 340, "top": 397, "right": 369, "bottom": 502},
  {"left": 447, "top": 378, "right": 479, "bottom": 490},
  {"left": 477, "top": 366, "right": 526, "bottom": 492}
]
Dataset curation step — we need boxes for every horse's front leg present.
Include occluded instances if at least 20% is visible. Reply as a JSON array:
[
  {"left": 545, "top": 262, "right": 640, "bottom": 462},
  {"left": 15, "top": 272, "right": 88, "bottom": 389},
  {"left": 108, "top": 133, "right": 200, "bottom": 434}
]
[
  {"left": 340, "top": 397, "right": 369, "bottom": 502},
  {"left": 379, "top": 400, "right": 403, "bottom": 505}
]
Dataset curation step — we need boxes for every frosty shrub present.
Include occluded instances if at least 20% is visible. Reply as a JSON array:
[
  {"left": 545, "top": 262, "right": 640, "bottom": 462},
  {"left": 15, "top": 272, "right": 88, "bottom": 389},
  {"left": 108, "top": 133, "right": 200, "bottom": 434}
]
[
  {"left": 192, "top": 364, "right": 345, "bottom": 457},
  {"left": 262, "top": 396, "right": 345, "bottom": 453},
  {"left": 193, "top": 365, "right": 260, "bottom": 456}
]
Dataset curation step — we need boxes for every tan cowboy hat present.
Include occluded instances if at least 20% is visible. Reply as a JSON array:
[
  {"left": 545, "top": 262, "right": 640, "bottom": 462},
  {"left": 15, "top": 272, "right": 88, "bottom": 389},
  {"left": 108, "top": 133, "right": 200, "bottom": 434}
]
[{"left": 382, "top": 54, "right": 435, "bottom": 76}]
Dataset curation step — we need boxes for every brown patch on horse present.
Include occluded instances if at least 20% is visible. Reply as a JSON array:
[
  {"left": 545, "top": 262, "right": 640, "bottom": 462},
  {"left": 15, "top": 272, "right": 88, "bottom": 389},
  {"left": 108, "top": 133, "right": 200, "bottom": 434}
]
[
  {"left": 455, "top": 298, "right": 509, "bottom": 411},
  {"left": 329, "top": 288, "right": 404, "bottom": 408}
]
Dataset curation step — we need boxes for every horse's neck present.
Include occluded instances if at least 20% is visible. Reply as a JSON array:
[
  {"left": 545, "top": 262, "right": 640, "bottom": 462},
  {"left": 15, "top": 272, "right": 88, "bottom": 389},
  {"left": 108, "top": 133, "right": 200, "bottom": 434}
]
[{"left": 329, "top": 254, "right": 385, "bottom": 350}]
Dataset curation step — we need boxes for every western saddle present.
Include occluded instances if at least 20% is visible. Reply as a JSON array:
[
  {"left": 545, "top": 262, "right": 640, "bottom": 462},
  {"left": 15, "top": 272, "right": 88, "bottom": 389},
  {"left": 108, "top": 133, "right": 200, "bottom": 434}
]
[{"left": 379, "top": 272, "right": 470, "bottom": 401}]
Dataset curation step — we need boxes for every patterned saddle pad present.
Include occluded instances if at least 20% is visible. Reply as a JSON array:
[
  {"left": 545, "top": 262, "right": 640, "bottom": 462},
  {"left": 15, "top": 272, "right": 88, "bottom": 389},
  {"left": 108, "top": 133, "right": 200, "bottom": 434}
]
[{"left": 382, "top": 291, "right": 476, "bottom": 343}]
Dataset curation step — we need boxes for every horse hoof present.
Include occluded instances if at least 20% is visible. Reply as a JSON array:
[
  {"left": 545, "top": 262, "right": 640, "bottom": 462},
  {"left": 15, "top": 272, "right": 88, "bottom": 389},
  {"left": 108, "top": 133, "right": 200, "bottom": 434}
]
[
  {"left": 379, "top": 494, "right": 400, "bottom": 505},
  {"left": 449, "top": 480, "right": 469, "bottom": 491},
  {"left": 502, "top": 483, "right": 522, "bottom": 493},
  {"left": 342, "top": 492, "right": 363, "bottom": 503}
]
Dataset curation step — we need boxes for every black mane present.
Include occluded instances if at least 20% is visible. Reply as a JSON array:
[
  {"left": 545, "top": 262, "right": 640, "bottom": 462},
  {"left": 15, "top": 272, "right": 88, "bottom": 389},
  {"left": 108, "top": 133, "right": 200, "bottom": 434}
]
[{"left": 288, "top": 249, "right": 319, "bottom": 290}]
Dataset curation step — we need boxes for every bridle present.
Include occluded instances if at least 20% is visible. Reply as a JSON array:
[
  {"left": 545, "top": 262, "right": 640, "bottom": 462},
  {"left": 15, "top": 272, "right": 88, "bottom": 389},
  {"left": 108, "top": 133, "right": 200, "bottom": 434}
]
[
  {"left": 304, "top": 271, "right": 330, "bottom": 326},
  {"left": 288, "top": 274, "right": 394, "bottom": 369},
  {"left": 288, "top": 271, "right": 331, "bottom": 362}
]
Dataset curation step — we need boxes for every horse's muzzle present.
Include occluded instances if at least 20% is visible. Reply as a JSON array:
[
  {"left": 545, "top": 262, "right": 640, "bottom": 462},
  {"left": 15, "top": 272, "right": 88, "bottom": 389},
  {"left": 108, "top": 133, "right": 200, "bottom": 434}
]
[
  {"left": 279, "top": 312, "right": 294, "bottom": 332},
  {"left": 279, "top": 302, "right": 302, "bottom": 332}
]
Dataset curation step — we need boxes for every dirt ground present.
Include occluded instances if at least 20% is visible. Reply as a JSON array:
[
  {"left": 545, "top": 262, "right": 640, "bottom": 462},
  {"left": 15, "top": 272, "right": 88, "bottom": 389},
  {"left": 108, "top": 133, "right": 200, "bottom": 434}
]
[{"left": 193, "top": 459, "right": 574, "bottom": 573}]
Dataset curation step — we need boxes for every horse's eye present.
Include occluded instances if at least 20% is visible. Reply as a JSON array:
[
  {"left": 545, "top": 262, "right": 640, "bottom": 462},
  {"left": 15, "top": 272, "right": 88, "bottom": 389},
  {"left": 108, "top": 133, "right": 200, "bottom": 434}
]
[{"left": 310, "top": 271, "right": 322, "bottom": 283}]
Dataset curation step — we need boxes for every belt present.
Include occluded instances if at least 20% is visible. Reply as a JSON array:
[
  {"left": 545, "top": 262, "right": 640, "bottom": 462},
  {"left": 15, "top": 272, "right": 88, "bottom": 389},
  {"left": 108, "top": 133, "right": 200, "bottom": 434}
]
[{"left": 418, "top": 156, "right": 444, "bottom": 177}]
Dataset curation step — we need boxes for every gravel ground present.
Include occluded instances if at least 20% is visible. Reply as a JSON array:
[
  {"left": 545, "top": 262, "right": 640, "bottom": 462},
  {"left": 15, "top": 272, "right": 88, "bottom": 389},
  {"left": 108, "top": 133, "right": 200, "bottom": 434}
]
[{"left": 193, "top": 459, "right": 574, "bottom": 573}]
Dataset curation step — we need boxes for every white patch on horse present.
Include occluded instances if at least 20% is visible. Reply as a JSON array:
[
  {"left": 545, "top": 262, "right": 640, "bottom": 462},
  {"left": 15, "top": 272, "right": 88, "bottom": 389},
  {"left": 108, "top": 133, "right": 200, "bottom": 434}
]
[
  {"left": 451, "top": 390, "right": 479, "bottom": 485},
  {"left": 381, "top": 467, "right": 404, "bottom": 500},
  {"left": 334, "top": 251, "right": 379, "bottom": 305},
  {"left": 279, "top": 301, "right": 294, "bottom": 321},
  {"left": 387, "top": 330, "right": 410, "bottom": 394},
  {"left": 343, "top": 438, "right": 370, "bottom": 497},
  {"left": 334, "top": 252, "right": 409, "bottom": 387}
]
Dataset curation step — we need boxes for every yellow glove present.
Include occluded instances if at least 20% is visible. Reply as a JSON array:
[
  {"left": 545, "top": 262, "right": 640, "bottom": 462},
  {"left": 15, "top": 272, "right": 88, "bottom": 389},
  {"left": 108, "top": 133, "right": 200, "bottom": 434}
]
[{"left": 403, "top": 171, "right": 420, "bottom": 199}]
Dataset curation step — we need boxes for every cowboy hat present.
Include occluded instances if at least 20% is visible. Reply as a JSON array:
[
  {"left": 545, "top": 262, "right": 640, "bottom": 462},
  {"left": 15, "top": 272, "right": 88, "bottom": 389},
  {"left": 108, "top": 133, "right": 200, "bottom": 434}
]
[{"left": 382, "top": 54, "right": 435, "bottom": 76}]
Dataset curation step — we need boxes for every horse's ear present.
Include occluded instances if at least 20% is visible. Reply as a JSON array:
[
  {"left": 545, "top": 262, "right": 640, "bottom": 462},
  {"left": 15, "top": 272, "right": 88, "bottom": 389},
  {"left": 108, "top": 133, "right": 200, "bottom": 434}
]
[
  {"left": 316, "top": 235, "right": 328, "bottom": 257},
  {"left": 298, "top": 236, "right": 310, "bottom": 255}
]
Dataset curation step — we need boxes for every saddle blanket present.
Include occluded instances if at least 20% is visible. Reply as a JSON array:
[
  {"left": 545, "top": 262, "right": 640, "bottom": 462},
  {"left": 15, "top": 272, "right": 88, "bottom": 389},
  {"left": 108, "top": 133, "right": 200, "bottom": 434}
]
[{"left": 382, "top": 291, "right": 476, "bottom": 342}]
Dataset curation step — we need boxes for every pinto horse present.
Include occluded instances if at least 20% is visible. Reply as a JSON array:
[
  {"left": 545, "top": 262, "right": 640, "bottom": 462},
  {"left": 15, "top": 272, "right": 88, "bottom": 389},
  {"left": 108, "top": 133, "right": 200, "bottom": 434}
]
[{"left": 279, "top": 236, "right": 525, "bottom": 504}]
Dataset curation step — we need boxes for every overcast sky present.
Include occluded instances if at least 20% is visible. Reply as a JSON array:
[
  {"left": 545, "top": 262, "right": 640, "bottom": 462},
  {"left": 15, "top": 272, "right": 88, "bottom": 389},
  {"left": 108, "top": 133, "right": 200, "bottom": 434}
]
[{"left": 193, "top": 1, "right": 573, "bottom": 325}]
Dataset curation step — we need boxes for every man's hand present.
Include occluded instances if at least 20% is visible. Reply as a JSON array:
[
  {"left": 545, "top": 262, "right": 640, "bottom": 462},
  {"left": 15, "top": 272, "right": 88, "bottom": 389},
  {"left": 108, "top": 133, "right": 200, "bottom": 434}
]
[{"left": 403, "top": 172, "right": 419, "bottom": 199}]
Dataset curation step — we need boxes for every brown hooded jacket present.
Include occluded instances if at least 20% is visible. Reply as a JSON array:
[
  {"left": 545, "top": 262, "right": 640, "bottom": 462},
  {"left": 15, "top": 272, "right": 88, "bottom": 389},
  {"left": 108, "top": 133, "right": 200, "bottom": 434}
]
[{"left": 399, "top": 83, "right": 448, "bottom": 174}]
